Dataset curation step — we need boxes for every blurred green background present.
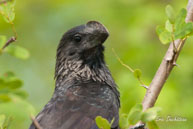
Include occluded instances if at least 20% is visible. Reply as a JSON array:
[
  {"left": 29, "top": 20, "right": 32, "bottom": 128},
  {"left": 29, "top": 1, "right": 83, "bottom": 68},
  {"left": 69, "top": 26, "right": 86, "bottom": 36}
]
[{"left": 0, "top": 0, "right": 193, "bottom": 129}]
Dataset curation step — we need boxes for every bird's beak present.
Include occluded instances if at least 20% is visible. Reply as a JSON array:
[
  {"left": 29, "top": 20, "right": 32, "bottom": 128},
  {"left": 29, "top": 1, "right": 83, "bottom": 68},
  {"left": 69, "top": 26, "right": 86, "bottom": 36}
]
[{"left": 86, "top": 21, "right": 109, "bottom": 44}]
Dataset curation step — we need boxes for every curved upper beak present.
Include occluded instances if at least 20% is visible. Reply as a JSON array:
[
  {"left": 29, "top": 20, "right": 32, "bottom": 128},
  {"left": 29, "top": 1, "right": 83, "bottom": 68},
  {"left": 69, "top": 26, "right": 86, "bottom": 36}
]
[{"left": 86, "top": 21, "right": 109, "bottom": 44}]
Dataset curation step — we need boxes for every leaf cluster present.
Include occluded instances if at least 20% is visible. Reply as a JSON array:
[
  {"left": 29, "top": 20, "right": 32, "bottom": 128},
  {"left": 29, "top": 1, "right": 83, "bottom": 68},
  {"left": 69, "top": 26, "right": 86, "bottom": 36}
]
[
  {"left": 0, "top": 0, "right": 15, "bottom": 24},
  {"left": 119, "top": 104, "right": 161, "bottom": 129},
  {"left": 95, "top": 104, "right": 161, "bottom": 129},
  {"left": 0, "top": 72, "right": 28, "bottom": 103},
  {"left": 156, "top": 5, "right": 193, "bottom": 44},
  {"left": 0, "top": 1, "right": 34, "bottom": 129}
]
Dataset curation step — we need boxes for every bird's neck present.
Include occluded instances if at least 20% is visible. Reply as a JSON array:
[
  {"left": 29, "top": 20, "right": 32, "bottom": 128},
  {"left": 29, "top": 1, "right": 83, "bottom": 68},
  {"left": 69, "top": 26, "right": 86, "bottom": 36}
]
[
  {"left": 55, "top": 57, "right": 113, "bottom": 85},
  {"left": 53, "top": 53, "right": 119, "bottom": 106}
]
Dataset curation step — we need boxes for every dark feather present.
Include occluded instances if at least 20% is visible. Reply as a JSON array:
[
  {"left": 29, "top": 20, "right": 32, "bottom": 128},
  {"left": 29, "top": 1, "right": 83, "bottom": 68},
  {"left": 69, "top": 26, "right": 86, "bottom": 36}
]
[
  {"left": 29, "top": 21, "right": 120, "bottom": 129},
  {"left": 29, "top": 82, "right": 119, "bottom": 129}
]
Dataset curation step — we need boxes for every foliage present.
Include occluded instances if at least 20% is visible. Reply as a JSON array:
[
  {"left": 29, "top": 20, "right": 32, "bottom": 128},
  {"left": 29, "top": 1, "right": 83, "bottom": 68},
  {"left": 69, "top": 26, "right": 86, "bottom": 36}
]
[
  {"left": 96, "top": 104, "right": 161, "bottom": 129},
  {"left": 0, "top": 72, "right": 27, "bottom": 102},
  {"left": 0, "top": 0, "right": 34, "bottom": 129},
  {"left": 112, "top": 48, "right": 145, "bottom": 88},
  {"left": 156, "top": 5, "right": 193, "bottom": 44},
  {"left": 0, "top": 35, "right": 29, "bottom": 59},
  {"left": 0, "top": 0, "right": 15, "bottom": 23},
  {"left": 97, "top": 3, "right": 192, "bottom": 129},
  {"left": 0, "top": 115, "right": 12, "bottom": 129},
  {"left": 1, "top": 0, "right": 193, "bottom": 129},
  {"left": 95, "top": 116, "right": 114, "bottom": 129}
]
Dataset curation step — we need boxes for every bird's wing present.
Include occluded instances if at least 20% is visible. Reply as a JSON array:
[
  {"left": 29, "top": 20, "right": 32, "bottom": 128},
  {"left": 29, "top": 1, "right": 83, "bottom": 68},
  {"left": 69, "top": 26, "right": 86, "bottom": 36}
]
[{"left": 29, "top": 82, "right": 119, "bottom": 129}]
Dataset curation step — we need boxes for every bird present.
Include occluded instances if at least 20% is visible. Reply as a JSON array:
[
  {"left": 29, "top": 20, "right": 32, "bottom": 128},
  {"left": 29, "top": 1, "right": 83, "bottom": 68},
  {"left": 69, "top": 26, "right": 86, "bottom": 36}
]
[{"left": 29, "top": 21, "right": 120, "bottom": 129}]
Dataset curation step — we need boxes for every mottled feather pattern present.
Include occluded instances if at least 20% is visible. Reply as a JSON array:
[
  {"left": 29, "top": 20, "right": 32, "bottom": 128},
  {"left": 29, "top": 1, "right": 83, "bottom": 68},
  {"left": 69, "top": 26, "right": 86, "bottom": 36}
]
[{"left": 29, "top": 21, "right": 120, "bottom": 129}]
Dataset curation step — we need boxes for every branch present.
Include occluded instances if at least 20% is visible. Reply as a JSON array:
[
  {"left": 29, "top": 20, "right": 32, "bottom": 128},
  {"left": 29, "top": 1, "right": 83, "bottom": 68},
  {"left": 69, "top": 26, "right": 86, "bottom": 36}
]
[
  {"left": 132, "top": 0, "right": 193, "bottom": 128},
  {"left": 142, "top": 0, "right": 193, "bottom": 112},
  {"left": 2, "top": 36, "right": 16, "bottom": 50}
]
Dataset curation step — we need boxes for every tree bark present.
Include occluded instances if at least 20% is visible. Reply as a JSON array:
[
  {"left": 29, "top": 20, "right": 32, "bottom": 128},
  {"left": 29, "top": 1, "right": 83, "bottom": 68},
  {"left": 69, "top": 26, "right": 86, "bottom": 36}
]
[
  {"left": 132, "top": 0, "right": 193, "bottom": 128},
  {"left": 142, "top": 0, "right": 193, "bottom": 112}
]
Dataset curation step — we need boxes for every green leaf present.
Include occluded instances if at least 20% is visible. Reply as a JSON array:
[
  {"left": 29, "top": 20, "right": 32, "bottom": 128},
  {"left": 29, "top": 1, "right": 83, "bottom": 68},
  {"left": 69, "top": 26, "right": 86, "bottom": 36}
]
[
  {"left": 165, "top": 20, "right": 173, "bottom": 32},
  {"left": 128, "top": 110, "right": 142, "bottom": 125},
  {"left": 0, "top": 94, "right": 11, "bottom": 103},
  {"left": 2, "top": 116, "right": 12, "bottom": 129},
  {"left": 0, "top": 35, "right": 7, "bottom": 48},
  {"left": 0, "top": 95, "right": 36, "bottom": 119},
  {"left": 132, "top": 103, "right": 143, "bottom": 111},
  {"left": 141, "top": 107, "right": 162, "bottom": 122},
  {"left": 6, "top": 78, "right": 23, "bottom": 89},
  {"left": 12, "top": 90, "right": 28, "bottom": 99},
  {"left": 173, "top": 8, "right": 193, "bottom": 39},
  {"left": 128, "top": 104, "right": 143, "bottom": 125},
  {"left": 5, "top": 45, "right": 30, "bottom": 59},
  {"left": 175, "top": 8, "right": 187, "bottom": 30},
  {"left": 156, "top": 25, "right": 172, "bottom": 44},
  {"left": 174, "top": 22, "right": 193, "bottom": 39},
  {"left": 147, "top": 121, "right": 159, "bottom": 129},
  {"left": 95, "top": 116, "right": 111, "bottom": 129},
  {"left": 165, "top": 5, "right": 175, "bottom": 23},
  {"left": 119, "top": 114, "right": 129, "bottom": 129},
  {"left": 0, "top": 72, "right": 23, "bottom": 89},
  {"left": 110, "top": 118, "right": 115, "bottom": 125},
  {"left": 0, "top": 114, "right": 5, "bottom": 127},
  {"left": 0, "top": 0, "right": 16, "bottom": 23},
  {"left": 133, "top": 69, "right": 142, "bottom": 79},
  {"left": 0, "top": 78, "right": 4, "bottom": 88}
]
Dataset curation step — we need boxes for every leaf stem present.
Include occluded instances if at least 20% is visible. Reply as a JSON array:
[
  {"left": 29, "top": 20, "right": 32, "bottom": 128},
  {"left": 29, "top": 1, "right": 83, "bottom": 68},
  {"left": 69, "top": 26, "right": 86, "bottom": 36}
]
[
  {"left": 10, "top": 22, "right": 17, "bottom": 39},
  {"left": 137, "top": 78, "right": 148, "bottom": 89},
  {"left": 171, "top": 24, "right": 177, "bottom": 53},
  {"left": 112, "top": 48, "right": 134, "bottom": 73},
  {"left": 30, "top": 115, "right": 43, "bottom": 129},
  {"left": 177, "top": 37, "right": 186, "bottom": 51},
  {"left": 0, "top": 3, "right": 17, "bottom": 50},
  {"left": 112, "top": 48, "right": 148, "bottom": 88}
]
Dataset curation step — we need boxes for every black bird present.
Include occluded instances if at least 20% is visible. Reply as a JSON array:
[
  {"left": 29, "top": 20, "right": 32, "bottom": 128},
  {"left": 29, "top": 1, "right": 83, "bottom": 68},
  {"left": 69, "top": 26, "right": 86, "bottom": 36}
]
[{"left": 29, "top": 21, "right": 120, "bottom": 129}]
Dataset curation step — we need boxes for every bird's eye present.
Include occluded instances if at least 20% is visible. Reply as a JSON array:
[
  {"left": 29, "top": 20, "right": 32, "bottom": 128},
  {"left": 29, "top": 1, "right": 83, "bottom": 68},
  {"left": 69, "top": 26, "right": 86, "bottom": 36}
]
[{"left": 73, "top": 34, "right": 82, "bottom": 42}]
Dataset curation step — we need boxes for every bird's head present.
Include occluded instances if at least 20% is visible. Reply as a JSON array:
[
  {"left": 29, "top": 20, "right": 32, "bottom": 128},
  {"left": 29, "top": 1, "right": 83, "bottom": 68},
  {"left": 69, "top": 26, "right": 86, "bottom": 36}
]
[{"left": 56, "top": 21, "right": 109, "bottom": 68}]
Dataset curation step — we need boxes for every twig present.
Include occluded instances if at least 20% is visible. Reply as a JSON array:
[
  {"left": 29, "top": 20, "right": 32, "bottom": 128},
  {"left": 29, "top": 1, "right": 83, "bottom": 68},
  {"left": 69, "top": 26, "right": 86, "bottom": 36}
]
[
  {"left": 132, "top": 0, "right": 193, "bottom": 128},
  {"left": 112, "top": 48, "right": 134, "bottom": 73},
  {"left": 2, "top": 36, "right": 16, "bottom": 49},
  {"left": 140, "top": 84, "right": 148, "bottom": 89},
  {"left": 0, "top": 1, "right": 18, "bottom": 50},
  {"left": 112, "top": 48, "right": 148, "bottom": 89},
  {"left": 10, "top": 22, "right": 17, "bottom": 39},
  {"left": 30, "top": 115, "right": 43, "bottom": 129},
  {"left": 171, "top": 24, "right": 177, "bottom": 53},
  {"left": 142, "top": 0, "right": 193, "bottom": 112}
]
